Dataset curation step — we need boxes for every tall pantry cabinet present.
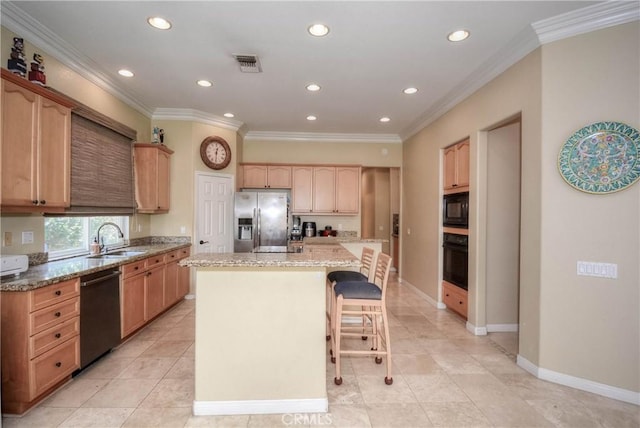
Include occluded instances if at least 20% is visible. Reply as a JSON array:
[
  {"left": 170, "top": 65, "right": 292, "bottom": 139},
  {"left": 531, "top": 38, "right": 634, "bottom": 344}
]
[
  {"left": 133, "top": 143, "right": 174, "bottom": 213},
  {"left": 1, "top": 69, "right": 73, "bottom": 212}
]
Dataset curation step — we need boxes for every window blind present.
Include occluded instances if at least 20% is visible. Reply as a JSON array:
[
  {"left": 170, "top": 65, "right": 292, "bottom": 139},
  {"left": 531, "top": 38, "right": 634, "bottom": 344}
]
[{"left": 67, "top": 114, "right": 135, "bottom": 215}]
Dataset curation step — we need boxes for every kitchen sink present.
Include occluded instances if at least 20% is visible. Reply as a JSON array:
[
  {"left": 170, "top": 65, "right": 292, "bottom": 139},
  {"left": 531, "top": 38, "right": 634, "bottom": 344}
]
[{"left": 87, "top": 250, "right": 147, "bottom": 259}]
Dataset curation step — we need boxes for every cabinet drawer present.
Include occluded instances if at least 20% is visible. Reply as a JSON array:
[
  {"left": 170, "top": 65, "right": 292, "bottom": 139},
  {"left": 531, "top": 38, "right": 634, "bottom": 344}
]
[
  {"left": 30, "top": 297, "right": 80, "bottom": 335},
  {"left": 146, "top": 254, "right": 166, "bottom": 268},
  {"left": 30, "top": 317, "right": 79, "bottom": 358},
  {"left": 165, "top": 250, "right": 180, "bottom": 263},
  {"left": 30, "top": 279, "right": 79, "bottom": 312},
  {"left": 30, "top": 336, "right": 79, "bottom": 398},
  {"left": 122, "top": 260, "right": 147, "bottom": 279},
  {"left": 442, "top": 282, "right": 467, "bottom": 318}
]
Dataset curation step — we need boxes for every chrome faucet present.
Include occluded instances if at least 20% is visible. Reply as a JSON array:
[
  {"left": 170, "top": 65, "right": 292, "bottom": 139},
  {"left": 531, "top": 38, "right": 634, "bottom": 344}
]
[{"left": 96, "top": 222, "right": 125, "bottom": 253}]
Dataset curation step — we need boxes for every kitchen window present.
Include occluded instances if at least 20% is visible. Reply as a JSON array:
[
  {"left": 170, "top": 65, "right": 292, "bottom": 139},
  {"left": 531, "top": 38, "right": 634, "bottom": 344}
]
[{"left": 44, "top": 216, "right": 129, "bottom": 260}]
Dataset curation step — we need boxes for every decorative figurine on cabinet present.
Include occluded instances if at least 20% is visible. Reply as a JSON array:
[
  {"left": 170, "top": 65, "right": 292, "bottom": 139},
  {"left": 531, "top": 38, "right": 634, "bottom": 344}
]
[
  {"left": 152, "top": 126, "right": 160, "bottom": 143},
  {"left": 159, "top": 129, "right": 165, "bottom": 144},
  {"left": 28, "top": 53, "right": 46, "bottom": 86},
  {"left": 7, "top": 37, "right": 27, "bottom": 77}
]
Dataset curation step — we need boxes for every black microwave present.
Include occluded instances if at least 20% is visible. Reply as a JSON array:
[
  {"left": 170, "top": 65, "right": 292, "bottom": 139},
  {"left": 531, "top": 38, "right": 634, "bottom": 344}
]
[{"left": 443, "top": 192, "right": 469, "bottom": 228}]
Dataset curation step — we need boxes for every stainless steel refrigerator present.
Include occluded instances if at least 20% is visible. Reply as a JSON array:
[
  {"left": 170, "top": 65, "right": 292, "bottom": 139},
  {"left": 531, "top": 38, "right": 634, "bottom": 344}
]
[{"left": 234, "top": 192, "right": 289, "bottom": 252}]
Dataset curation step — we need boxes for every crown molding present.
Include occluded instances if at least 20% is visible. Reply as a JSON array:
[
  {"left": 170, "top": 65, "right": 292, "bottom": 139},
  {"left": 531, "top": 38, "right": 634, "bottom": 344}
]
[
  {"left": 533, "top": 1, "right": 640, "bottom": 44},
  {"left": 244, "top": 131, "right": 402, "bottom": 144},
  {"left": 1, "top": 2, "right": 154, "bottom": 117},
  {"left": 401, "top": 25, "right": 540, "bottom": 141},
  {"left": 400, "top": 1, "right": 639, "bottom": 141},
  {"left": 152, "top": 108, "right": 243, "bottom": 131}
]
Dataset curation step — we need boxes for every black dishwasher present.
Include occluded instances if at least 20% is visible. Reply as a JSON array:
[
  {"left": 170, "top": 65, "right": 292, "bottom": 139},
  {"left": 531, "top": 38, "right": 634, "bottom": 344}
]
[{"left": 79, "top": 269, "right": 122, "bottom": 370}]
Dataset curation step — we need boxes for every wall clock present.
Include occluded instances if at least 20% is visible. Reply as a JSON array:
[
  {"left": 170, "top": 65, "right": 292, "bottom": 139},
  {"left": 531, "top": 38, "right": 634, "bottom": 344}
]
[
  {"left": 200, "top": 136, "right": 231, "bottom": 170},
  {"left": 558, "top": 121, "right": 639, "bottom": 194}
]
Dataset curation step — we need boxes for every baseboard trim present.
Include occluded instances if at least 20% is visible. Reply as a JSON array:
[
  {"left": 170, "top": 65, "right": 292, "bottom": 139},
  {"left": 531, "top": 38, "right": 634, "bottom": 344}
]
[
  {"left": 399, "top": 278, "right": 442, "bottom": 309},
  {"left": 184, "top": 294, "right": 195, "bottom": 300},
  {"left": 466, "top": 321, "right": 487, "bottom": 336},
  {"left": 193, "top": 398, "right": 328, "bottom": 416},
  {"left": 487, "top": 323, "right": 519, "bottom": 332},
  {"left": 517, "top": 355, "right": 640, "bottom": 405}
]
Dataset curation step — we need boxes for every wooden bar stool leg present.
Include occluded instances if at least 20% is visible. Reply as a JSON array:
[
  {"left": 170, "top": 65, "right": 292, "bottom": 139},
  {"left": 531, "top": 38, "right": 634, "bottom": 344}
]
[
  {"left": 334, "top": 295, "right": 344, "bottom": 385},
  {"left": 381, "top": 304, "right": 393, "bottom": 384},
  {"left": 330, "top": 285, "right": 337, "bottom": 363}
]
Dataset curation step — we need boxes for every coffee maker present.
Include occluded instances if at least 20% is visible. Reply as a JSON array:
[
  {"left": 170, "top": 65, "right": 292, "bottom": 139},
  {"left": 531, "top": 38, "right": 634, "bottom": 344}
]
[{"left": 291, "top": 216, "right": 302, "bottom": 241}]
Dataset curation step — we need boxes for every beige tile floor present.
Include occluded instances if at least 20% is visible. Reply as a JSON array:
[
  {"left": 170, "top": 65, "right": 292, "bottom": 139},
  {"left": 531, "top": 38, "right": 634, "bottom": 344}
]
[{"left": 3, "top": 273, "right": 639, "bottom": 427}]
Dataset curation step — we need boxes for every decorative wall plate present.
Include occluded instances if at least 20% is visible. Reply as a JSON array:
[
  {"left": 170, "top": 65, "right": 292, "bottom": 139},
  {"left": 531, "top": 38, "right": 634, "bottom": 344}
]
[{"left": 558, "top": 121, "right": 640, "bottom": 194}]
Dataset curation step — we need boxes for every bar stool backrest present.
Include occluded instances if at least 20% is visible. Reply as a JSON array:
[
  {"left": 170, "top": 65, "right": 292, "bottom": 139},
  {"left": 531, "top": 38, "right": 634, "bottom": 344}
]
[
  {"left": 371, "top": 253, "right": 392, "bottom": 299},
  {"left": 360, "top": 247, "right": 375, "bottom": 281}
]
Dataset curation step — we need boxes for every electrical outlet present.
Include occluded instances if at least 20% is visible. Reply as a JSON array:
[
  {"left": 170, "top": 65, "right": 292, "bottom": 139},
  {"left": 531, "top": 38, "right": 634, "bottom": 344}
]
[
  {"left": 180, "top": 226, "right": 186, "bottom": 234},
  {"left": 3, "top": 232, "right": 12, "bottom": 246},
  {"left": 22, "top": 231, "right": 34, "bottom": 244},
  {"left": 577, "top": 261, "right": 617, "bottom": 279}
]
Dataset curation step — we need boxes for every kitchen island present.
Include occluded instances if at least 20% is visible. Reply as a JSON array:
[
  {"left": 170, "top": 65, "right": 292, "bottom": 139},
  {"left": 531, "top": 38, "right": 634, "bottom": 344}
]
[{"left": 179, "top": 244, "right": 360, "bottom": 416}]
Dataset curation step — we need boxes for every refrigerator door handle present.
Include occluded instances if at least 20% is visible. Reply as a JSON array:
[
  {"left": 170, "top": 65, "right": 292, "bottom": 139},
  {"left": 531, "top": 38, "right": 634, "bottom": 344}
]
[
  {"left": 252, "top": 208, "right": 257, "bottom": 250},
  {"left": 257, "top": 208, "right": 262, "bottom": 247}
]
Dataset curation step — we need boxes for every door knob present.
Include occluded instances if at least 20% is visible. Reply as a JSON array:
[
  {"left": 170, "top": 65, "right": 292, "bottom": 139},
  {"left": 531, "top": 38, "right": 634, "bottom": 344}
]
[{"left": 199, "top": 240, "right": 209, "bottom": 244}]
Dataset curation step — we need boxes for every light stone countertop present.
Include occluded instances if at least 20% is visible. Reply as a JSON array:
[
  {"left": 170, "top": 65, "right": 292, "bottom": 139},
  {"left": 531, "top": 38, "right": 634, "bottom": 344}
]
[
  {"left": 302, "top": 236, "right": 388, "bottom": 245},
  {"left": 180, "top": 243, "right": 361, "bottom": 268},
  {"left": 0, "top": 243, "right": 191, "bottom": 292}
]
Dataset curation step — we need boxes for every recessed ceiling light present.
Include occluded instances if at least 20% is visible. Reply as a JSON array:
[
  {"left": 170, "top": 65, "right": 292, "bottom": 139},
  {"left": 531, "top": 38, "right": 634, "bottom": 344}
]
[
  {"left": 403, "top": 87, "right": 418, "bottom": 95},
  {"left": 307, "top": 115, "right": 317, "bottom": 121},
  {"left": 380, "top": 117, "right": 391, "bottom": 123},
  {"left": 223, "top": 113, "right": 235, "bottom": 118},
  {"left": 447, "top": 29, "right": 470, "bottom": 42},
  {"left": 147, "top": 16, "right": 172, "bottom": 30},
  {"left": 306, "top": 83, "right": 321, "bottom": 92},
  {"left": 118, "top": 69, "right": 134, "bottom": 77},
  {"left": 197, "top": 80, "right": 213, "bottom": 87},
  {"left": 308, "top": 24, "right": 329, "bottom": 37}
]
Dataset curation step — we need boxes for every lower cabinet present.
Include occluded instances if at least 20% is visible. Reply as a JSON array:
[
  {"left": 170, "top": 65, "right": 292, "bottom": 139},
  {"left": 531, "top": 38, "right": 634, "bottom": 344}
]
[
  {"left": 1, "top": 278, "right": 81, "bottom": 414},
  {"left": 120, "top": 246, "right": 191, "bottom": 339},
  {"left": 442, "top": 281, "right": 468, "bottom": 318}
]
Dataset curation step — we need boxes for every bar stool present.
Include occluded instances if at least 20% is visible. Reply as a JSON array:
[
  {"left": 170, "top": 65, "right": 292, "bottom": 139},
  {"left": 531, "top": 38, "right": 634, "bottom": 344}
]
[
  {"left": 325, "top": 247, "right": 376, "bottom": 340},
  {"left": 330, "top": 252, "right": 393, "bottom": 385}
]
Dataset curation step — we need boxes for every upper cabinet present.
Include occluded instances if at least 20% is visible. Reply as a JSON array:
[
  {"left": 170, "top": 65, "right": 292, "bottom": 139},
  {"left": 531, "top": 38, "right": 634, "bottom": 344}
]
[
  {"left": 134, "top": 143, "right": 174, "bottom": 214},
  {"left": 443, "top": 139, "right": 470, "bottom": 193},
  {"left": 292, "top": 166, "right": 360, "bottom": 215},
  {"left": 242, "top": 164, "right": 292, "bottom": 189},
  {"left": 1, "top": 70, "right": 73, "bottom": 212}
]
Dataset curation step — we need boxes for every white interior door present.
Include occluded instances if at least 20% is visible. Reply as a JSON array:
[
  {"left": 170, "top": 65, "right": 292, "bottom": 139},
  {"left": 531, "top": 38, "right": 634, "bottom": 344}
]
[{"left": 195, "top": 172, "right": 234, "bottom": 253}]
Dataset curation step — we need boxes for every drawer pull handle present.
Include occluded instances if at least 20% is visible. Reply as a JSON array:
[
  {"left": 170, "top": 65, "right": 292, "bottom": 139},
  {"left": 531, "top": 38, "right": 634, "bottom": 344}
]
[
  {"left": 55, "top": 290, "right": 62, "bottom": 296},
  {"left": 54, "top": 312, "right": 61, "bottom": 317},
  {"left": 55, "top": 362, "right": 62, "bottom": 368},
  {"left": 40, "top": 200, "right": 46, "bottom": 205},
  {"left": 459, "top": 301, "right": 463, "bottom": 305},
  {"left": 445, "top": 293, "right": 450, "bottom": 297},
  {"left": 55, "top": 333, "right": 61, "bottom": 338}
]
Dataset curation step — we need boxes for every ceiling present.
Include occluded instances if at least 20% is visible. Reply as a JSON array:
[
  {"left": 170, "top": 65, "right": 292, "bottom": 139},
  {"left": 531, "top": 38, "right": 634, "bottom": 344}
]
[{"left": 4, "top": 1, "right": 628, "bottom": 141}]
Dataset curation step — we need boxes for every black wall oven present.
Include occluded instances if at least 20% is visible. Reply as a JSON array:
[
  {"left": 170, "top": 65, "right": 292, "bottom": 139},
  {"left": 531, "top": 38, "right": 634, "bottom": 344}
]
[
  {"left": 442, "top": 233, "right": 468, "bottom": 290},
  {"left": 443, "top": 192, "right": 469, "bottom": 228}
]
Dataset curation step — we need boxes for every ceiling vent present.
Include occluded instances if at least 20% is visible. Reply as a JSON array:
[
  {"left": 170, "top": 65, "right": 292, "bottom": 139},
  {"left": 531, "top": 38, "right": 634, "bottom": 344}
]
[{"left": 233, "top": 54, "right": 262, "bottom": 73}]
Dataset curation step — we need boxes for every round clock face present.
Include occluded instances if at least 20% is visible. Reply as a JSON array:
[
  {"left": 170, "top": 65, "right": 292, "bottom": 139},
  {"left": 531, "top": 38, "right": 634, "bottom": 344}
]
[{"left": 200, "top": 136, "right": 231, "bottom": 170}]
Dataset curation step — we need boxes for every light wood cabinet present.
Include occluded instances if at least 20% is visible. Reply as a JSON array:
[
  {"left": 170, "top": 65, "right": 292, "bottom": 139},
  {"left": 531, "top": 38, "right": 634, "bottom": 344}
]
[
  {"left": 442, "top": 280, "right": 468, "bottom": 318},
  {"left": 1, "top": 71, "right": 73, "bottom": 212},
  {"left": 134, "top": 143, "right": 174, "bottom": 213},
  {"left": 165, "top": 247, "right": 192, "bottom": 306},
  {"left": 292, "top": 166, "right": 360, "bottom": 215},
  {"left": 1, "top": 279, "right": 80, "bottom": 414},
  {"left": 292, "top": 166, "right": 314, "bottom": 213},
  {"left": 120, "top": 247, "right": 190, "bottom": 338},
  {"left": 443, "top": 139, "right": 470, "bottom": 192},
  {"left": 120, "top": 260, "right": 147, "bottom": 338},
  {"left": 242, "top": 164, "right": 292, "bottom": 189}
]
